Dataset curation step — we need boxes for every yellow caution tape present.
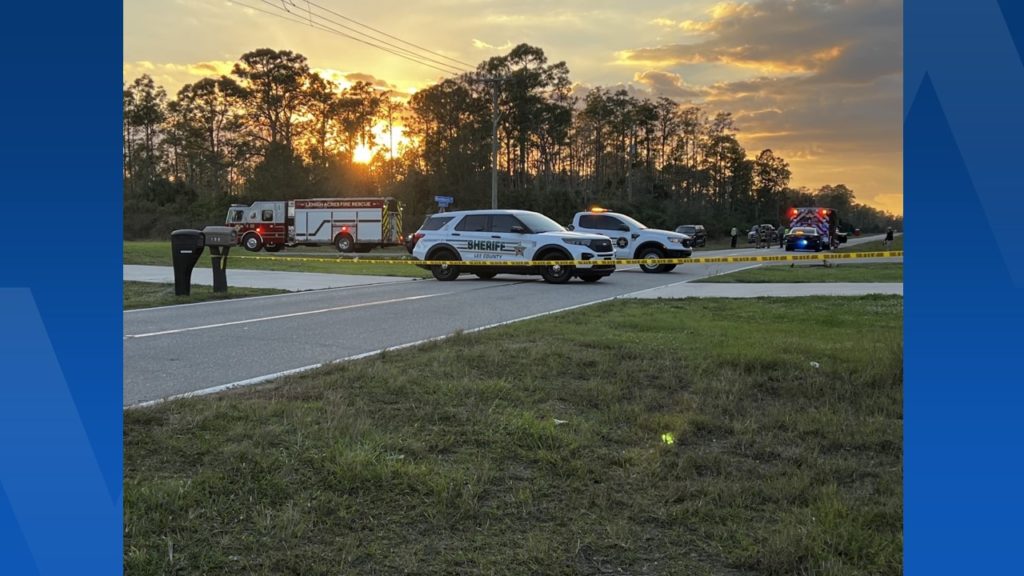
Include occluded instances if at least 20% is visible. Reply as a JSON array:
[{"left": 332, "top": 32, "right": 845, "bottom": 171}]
[{"left": 230, "top": 250, "right": 903, "bottom": 267}]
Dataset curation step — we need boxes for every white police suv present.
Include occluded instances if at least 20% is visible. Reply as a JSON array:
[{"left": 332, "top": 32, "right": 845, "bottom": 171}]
[
  {"left": 568, "top": 209, "right": 692, "bottom": 273},
  {"left": 409, "top": 209, "right": 616, "bottom": 283}
]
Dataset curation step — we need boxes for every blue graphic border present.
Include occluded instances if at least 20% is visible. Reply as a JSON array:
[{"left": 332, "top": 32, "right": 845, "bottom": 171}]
[
  {"left": 0, "top": 1, "right": 122, "bottom": 574},
  {"left": 906, "top": 0, "right": 1024, "bottom": 573}
]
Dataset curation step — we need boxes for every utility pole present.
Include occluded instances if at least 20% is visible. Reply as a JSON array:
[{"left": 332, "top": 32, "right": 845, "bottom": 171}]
[{"left": 487, "top": 75, "right": 503, "bottom": 209}]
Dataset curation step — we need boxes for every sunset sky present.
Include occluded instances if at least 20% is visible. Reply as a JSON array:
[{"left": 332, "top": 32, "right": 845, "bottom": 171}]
[{"left": 124, "top": 0, "right": 902, "bottom": 215}]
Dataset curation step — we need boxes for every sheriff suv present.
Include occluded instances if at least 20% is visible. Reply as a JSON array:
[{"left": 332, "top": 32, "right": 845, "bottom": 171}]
[
  {"left": 568, "top": 209, "right": 692, "bottom": 273},
  {"left": 410, "top": 210, "right": 616, "bottom": 284}
]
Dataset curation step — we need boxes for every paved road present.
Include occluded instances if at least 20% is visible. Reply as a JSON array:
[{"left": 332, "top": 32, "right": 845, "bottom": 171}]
[
  {"left": 124, "top": 234, "right": 896, "bottom": 406},
  {"left": 125, "top": 261, "right": 760, "bottom": 406}
]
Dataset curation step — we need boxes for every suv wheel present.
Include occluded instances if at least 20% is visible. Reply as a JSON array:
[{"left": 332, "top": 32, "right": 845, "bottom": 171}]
[
  {"left": 638, "top": 247, "right": 669, "bottom": 273},
  {"left": 430, "top": 249, "right": 461, "bottom": 281},
  {"left": 539, "top": 251, "right": 574, "bottom": 284}
]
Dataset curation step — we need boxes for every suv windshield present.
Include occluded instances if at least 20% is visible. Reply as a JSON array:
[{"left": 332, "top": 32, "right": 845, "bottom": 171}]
[
  {"left": 419, "top": 215, "right": 454, "bottom": 231},
  {"left": 676, "top": 226, "right": 695, "bottom": 234},
  {"left": 515, "top": 211, "right": 564, "bottom": 233}
]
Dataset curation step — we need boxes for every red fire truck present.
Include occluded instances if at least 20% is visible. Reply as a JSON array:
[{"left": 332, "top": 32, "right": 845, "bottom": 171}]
[{"left": 225, "top": 197, "right": 404, "bottom": 253}]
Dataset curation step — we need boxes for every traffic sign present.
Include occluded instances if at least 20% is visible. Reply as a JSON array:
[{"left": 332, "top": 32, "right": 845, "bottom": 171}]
[{"left": 434, "top": 195, "right": 453, "bottom": 206}]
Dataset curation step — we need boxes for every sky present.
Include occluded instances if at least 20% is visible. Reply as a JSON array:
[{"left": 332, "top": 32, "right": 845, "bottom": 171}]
[{"left": 124, "top": 0, "right": 903, "bottom": 215}]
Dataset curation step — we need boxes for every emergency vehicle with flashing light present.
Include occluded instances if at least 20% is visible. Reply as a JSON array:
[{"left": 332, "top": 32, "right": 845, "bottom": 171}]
[
  {"left": 784, "top": 226, "right": 826, "bottom": 252},
  {"left": 410, "top": 209, "right": 616, "bottom": 284},
  {"left": 567, "top": 208, "right": 692, "bottom": 273},
  {"left": 785, "top": 207, "right": 847, "bottom": 250},
  {"left": 225, "top": 197, "right": 404, "bottom": 253}
]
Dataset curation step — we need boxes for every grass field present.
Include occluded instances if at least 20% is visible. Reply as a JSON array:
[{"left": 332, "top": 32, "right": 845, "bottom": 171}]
[
  {"left": 124, "top": 281, "right": 288, "bottom": 310},
  {"left": 125, "top": 241, "right": 431, "bottom": 278},
  {"left": 699, "top": 263, "right": 903, "bottom": 284},
  {"left": 844, "top": 234, "right": 902, "bottom": 253},
  {"left": 125, "top": 296, "right": 903, "bottom": 575}
]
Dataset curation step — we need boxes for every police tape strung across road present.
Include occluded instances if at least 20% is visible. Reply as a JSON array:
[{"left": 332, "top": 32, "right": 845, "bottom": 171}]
[{"left": 231, "top": 250, "right": 903, "bottom": 267}]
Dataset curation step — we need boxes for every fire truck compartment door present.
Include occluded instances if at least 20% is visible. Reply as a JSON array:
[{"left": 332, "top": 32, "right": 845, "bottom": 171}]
[
  {"left": 297, "top": 210, "right": 335, "bottom": 242},
  {"left": 356, "top": 210, "right": 383, "bottom": 242}
]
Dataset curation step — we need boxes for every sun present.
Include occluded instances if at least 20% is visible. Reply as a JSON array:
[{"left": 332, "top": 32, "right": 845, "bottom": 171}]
[{"left": 352, "top": 143, "right": 374, "bottom": 164}]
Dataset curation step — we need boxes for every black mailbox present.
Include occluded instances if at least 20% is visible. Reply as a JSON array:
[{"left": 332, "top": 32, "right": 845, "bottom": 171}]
[
  {"left": 170, "top": 229, "right": 205, "bottom": 296},
  {"left": 202, "top": 226, "right": 236, "bottom": 247},
  {"left": 202, "top": 226, "right": 236, "bottom": 293}
]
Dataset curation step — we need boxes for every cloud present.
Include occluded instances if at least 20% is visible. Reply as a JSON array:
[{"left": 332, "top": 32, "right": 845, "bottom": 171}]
[
  {"left": 632, "top": 70, "right": 707, "bottom": 100},
  {"left": 621, "top": 0, "right": 901, "bottom": 82},
  {"left": 343, "top": 72, "right": 398, "bottom": 90},
  {"left": 472, "top": 38, "right": 514, "bottom": 51},
  {"left": 616, "top": 0, "right": 903, "bottom": 213},
  {"left": 123, "top": 60, "right": 236, "bottom": 93}
]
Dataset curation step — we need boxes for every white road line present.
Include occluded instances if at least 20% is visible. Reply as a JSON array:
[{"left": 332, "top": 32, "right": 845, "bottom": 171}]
[
  {"left": 126, "top": 288, "right": 648, "bottom": 408},
  {"left": 125, "top": 266, "right": 764, "bottom": 408},
  {"left": 124, "top": 293, "right": 444, "bottom": 339},
  {"left": 123, "top": 278, "right": 424, "bottom": 314}
]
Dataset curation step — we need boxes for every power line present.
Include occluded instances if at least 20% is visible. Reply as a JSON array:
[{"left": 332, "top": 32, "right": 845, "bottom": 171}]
[
  {"left": 225, "top": 0, "right": 468, "bottom": 76},
  {"left": 262, "top": 0, "right": 466, "bottom": 75},
  {"left": 279, "top": 0, "right": 471, "bottom": 74},
  {"left": 295, "top": 0, "right": 476, "bottom": 69}
]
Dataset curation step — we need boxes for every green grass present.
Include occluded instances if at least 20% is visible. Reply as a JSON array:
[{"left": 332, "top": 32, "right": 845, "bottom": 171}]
[
  {"left": 124, "top": 281, "right": 288, "bottom": 310},
  {"left": 698, "top": 237, "right": 758, "bottom": 251},
  {"left": 845, "top": 234, "right": 902, "bottom": 253},
  {"left": 125, "top": 296, "right": 902, "bottom": 575},
  {"left": 699, "top": 263, "right": 903, "bottom": 283},
  {"left": 125, "top": 241, "right": 432, "bottom": 278}
]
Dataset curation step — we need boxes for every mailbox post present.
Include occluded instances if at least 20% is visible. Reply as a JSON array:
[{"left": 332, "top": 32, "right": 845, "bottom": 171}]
[
  {"left": 170, "top": 229, "right": 206, "bottom": 296},
  {"left": 202, "top": 226, "right": 237, "bottom": 293}
]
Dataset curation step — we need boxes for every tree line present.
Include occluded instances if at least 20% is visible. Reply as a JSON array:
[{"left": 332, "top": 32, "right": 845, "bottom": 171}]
[{"left": 123, "top": 45, "right": 902, "bottom": 239}]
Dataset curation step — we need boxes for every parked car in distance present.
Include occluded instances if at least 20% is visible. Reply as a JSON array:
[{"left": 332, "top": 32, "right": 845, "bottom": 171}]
[
  {"left": 674, "top": 225, "right": 707, "bottom": 247},
  {"left": 747, "top": 224, "right": 777, "bottom": 243}
]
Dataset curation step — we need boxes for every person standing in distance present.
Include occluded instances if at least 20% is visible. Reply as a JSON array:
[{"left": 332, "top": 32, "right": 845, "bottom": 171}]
[{"left": 730, "top": 226, "right": 738, "bottom": 248}]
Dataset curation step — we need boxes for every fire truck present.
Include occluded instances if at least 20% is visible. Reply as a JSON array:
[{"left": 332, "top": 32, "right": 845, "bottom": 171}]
[
  {"left": 225, "top": 197, "right": 404, "bottom": 253},
  {"left": 786, "top": 207, "right": 847, "bottom": 250}
]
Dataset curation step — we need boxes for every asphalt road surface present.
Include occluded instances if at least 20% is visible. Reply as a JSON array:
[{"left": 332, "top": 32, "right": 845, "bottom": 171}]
[{"left": 124, "top": 234, "right": 892, "bottom": 406}]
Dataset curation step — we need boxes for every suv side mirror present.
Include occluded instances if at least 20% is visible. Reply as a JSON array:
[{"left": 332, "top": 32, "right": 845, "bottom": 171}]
[{"left": 565, "top": 224, "right": 575, "bottom": 231}]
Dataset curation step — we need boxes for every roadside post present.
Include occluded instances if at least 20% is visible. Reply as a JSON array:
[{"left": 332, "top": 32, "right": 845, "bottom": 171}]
[
  {"left": 201, "top": 226, "right": 237, "bottom": 293},
  {"left": 170, "top": 229, "right": 205, "bottom": 296}
]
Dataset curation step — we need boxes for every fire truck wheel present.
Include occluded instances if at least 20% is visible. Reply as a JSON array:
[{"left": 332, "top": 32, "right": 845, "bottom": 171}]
[
  {"left": 335, "top": 234, "right": 354, "bottom": 253},
  {"left": 430, "top": 249, "right": 461, "bottom": 281},
  {"left": 242, "top": 234, "right": 263, "bottom": 252}
]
